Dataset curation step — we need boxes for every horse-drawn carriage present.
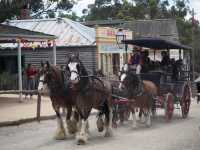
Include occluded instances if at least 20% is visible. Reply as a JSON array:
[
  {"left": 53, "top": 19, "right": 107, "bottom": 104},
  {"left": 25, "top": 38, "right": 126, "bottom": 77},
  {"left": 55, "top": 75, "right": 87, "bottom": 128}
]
[
  {"left": 37, "top": 38, "right": 193, "bottom": 145},
  {"left": 113, "top": 38, "right": 192, "bottom": 124}
]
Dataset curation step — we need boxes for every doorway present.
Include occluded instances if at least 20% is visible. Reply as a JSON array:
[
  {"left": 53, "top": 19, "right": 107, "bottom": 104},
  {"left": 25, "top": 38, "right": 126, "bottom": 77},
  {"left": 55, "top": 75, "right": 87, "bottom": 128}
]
[{"left": 112, "top": 54, "right": 120, "bottom": 75}]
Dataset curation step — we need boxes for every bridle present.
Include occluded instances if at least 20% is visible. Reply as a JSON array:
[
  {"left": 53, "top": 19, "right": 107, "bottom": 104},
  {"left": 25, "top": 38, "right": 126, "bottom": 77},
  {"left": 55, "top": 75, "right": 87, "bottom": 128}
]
[
  {"left": 67, "top": 61, "right": 93, "bottom": 79},
  {"left": 120, "top": 71, "right": 144, "bottom": 97},
  {"left": 68, "top": 70, "right": 81, "bottom": 80},
  {"left": 39, "top": 68, "right": 58, "bottom": 85},
  {"left": 39, "top": 76, "right": 46, "bottom": 83}
]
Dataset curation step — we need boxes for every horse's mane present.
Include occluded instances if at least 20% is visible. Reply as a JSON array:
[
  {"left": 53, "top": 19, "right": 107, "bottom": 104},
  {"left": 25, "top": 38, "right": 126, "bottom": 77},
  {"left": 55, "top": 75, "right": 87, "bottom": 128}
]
[
  {"left": 50, "top": 66, "right": 63, "bottom": 84},
  {"left": 94, "top": 69, "right": 105, "bottom": 77},
  {"left": 79, "top": 60, "right": 88, "bottom": 76},
  {"left": 125, "top": 71, "right": 141, "bottom": 97},
  {"left": 47, "top": 65, "right": 70, "bottom": 96}
]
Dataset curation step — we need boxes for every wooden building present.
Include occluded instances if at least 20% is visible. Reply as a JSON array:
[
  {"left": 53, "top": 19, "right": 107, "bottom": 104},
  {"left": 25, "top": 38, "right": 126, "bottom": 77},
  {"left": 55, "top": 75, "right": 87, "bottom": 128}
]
[
  {"left": 0, "top": 46, "right": 96, "bottom": 74},
  {"left": 0, "top": 18, "right": 97, "bottom": 74}
]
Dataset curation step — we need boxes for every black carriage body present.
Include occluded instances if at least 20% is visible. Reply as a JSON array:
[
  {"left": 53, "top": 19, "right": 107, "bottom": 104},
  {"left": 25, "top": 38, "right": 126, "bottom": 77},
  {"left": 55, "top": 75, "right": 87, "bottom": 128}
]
[{"left": 140, "top": 72, "right": 185, "bottom": 100}]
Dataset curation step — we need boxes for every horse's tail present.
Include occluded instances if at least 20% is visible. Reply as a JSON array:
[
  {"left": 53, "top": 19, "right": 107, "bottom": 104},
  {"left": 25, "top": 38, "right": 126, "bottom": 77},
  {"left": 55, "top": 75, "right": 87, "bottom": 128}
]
[{"left": 103, "top": 100, "right": 110, "bottom": 124}]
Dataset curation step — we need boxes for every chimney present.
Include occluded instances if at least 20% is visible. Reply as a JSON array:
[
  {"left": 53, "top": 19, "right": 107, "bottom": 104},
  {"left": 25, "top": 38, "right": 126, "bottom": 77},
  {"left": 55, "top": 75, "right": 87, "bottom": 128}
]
[{"left": 18, "top": 4, "right": 31, "bottom": 20}]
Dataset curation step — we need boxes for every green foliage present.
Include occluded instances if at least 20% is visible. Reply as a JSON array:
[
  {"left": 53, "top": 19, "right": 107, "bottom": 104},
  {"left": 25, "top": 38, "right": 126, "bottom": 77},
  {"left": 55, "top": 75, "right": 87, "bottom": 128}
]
[
  {"left": 58, "top": 11, "right": 80, "bottom": 21},
  {"left": 46, "top": 10, "right": 55, "bottom": 18},
  {"left": 84, "top": 0, "right": 175, "bottom": 20},
  {"left": 0, "top": 0, "right": 77, "bottom": 22},
  {"left": 83, "top": 0, "right": 196, "bottom": 46},
  {"left": 176, "top": 18, "right": 192, "bottom": 44}
]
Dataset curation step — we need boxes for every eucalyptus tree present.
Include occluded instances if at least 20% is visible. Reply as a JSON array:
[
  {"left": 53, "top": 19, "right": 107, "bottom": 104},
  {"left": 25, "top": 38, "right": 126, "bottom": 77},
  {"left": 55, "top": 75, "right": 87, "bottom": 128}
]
[{"left": 0, "top": 0, "right": 77, "bottom": 22}]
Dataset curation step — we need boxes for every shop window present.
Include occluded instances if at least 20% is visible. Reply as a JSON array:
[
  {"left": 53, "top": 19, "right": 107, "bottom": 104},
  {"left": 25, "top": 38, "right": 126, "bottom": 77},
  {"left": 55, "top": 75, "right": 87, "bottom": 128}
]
[{"left": 0, "top": 55, "right": 25, "bottom": 74}]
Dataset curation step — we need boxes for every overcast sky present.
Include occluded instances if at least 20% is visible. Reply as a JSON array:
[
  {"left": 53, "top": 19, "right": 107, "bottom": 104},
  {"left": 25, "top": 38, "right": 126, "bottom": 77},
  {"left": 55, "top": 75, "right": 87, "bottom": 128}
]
[
  {"left": 190, "top": 0, "right": 200, "bottom": 20},
  {"left": 72, "top": 0, "right": 200, "bottom": 21}
]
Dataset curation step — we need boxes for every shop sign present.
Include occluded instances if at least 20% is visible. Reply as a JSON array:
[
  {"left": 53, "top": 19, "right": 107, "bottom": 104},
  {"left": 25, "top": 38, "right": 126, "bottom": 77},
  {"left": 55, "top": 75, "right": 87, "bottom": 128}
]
[
  {"left": 99, "top": 43, "right": 132, "bottom": 53},
  {"left": 96, "top": 27, "right": 133, "bottom": 53}
]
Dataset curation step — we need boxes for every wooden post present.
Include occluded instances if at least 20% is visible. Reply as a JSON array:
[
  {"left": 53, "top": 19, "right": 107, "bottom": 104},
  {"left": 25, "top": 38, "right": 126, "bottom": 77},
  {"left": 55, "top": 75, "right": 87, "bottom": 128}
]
[
  {"left": 192, "top": 8, "right": 195, "bottom": 81},
  {"left": 37, "top": 93, "right": 41, "bottom": 122},
  {"left": 17, "top": 40, "right": 23, "bottom": 102},
  {"left": 53, "top": 40, "right": 56, "bottom": 65},
  {"left": 179, "top": 49, "right": 181, "bottom": 60},
  {"left": 125, "top": 44, "right": 128, "bottom": 63}
]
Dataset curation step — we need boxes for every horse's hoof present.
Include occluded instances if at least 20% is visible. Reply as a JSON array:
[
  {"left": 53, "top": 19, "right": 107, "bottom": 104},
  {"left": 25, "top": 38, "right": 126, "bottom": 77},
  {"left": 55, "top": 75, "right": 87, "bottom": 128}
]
[
  {"left": 119, "top": 121, "right": 124, "bottom": 125},
  {"left": 146, "top": 119, "right": 151, "bottom": 127},
  {"left": 132, "top": 125, "right": 137, "bottom": 129},
  {"left": 86, "top": 129, "right": 90, "bottom": 135},
  {"left": 146, "top": 120, "right": 151, "bottom": 127},
  {"left": 104, "top": 132, "right": 111, "bottom": 137},
  {"left": 54, "top": 129, "right": 66, "bottom": 140},
  {"left": 139, "top": 116, "right": 146, "bottom": 123},
  {"left": 77, "top": 139, "right": 86, "bottom": 145},
  {"left": 104, "top": 129, "right": 113, "bottom": 137},
  {"left": 146, "top": 124, "right": 151, "bottom": 128},
  {"left": 112, "top": 123, "right": 118, "bottom": 128},
  {"left": 98, "top": 127, "right": 104, "bottom": 132},
  {"left": 76, "top": 133, "right": 88, "bottom": 145},
  {"left": 97, "top": 118, "right": 104, "bottom": 132}
]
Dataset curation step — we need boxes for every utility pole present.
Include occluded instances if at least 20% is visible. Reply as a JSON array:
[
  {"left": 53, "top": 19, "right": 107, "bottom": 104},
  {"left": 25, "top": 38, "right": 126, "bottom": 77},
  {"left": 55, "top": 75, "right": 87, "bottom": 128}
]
[{"left": 192, "top": 8, "right": 195, "bottom": 81}]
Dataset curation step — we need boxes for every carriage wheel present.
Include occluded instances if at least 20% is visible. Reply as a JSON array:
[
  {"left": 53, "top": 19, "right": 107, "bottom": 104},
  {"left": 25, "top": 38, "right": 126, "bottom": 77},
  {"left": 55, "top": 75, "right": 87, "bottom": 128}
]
[
  {"left": 119, "top": 109, "right": 125, "bottom": 123},
  {"left": 164, "top": 93, "right": 174, "bottom": 121},
  {"left": 112, "top": 104, "right": 119, "bottom": 128},
  {"left": 124, "top": 107, "right": 131, "bottom": 121},
  {"left": 181, "top": 83, "right": 191, "bottom": 118}
]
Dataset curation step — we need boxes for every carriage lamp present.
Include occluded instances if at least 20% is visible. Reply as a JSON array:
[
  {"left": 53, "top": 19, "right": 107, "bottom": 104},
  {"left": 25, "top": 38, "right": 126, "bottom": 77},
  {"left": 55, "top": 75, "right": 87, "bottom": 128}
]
[{"left": 116, "top": 28, "right": 128, "bottom": 62}]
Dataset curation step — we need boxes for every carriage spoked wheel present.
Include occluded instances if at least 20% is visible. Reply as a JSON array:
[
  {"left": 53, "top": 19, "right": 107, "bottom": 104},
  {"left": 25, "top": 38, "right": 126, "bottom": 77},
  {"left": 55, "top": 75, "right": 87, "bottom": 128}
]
[
  {"left": 181, "top": 83, "right": 191, "bottom": 118},
  {"left": 164, "top": 93, "right": 174, "bottom": 121}
]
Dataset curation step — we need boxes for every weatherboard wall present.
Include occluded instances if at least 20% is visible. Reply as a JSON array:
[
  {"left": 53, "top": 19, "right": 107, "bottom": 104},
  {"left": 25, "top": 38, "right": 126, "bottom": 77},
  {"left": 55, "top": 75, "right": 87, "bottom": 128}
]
[{"left": 0, "top": 46, "right": 97, "bottom": 74}]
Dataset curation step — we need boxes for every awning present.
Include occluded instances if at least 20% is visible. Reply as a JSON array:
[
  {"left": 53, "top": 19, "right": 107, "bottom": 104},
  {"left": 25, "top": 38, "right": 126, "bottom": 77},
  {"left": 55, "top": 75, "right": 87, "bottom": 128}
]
[
  {"left": 0, "top": 24, "right": 56, "bottom": 43},
  {"left": 0, "top": 24, "right": 57, "bottom": 102},
  {"left": 123, "top": 37, "right": 192, "bottom": 50}
]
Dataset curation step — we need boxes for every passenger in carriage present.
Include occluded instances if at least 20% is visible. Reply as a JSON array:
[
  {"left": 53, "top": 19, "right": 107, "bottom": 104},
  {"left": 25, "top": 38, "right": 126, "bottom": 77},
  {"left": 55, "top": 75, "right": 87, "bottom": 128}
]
[
  {"left": 160, "top": 51, "right": 171, "bottom": 72},
  {"left": 176, "top": 58, "right": 183, "bottom": 80},
  {"left": 161, "top": 51, "right": 170, "bottom": 68},
  {"left": 141, "top": 50, "right": 151, "bottom": 73},
  {"left": 171, "top": 59, "right": 179, "bottom": 81},
  {"left": 128, "top": 47, "right": 142, "bottom": 74}
]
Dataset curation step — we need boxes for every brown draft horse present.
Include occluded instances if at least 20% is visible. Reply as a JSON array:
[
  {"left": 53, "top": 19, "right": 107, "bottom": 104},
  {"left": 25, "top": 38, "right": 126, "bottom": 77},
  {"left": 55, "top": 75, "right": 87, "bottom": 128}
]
[
  {"left": 38, "top": 61, "right": 78, "bottom": 140},
  {"left": 66, "top": 54, "right": 113, "bottom": 145},
  {"left": 119, "top": 64, "right": 158, "bottom": 128}
]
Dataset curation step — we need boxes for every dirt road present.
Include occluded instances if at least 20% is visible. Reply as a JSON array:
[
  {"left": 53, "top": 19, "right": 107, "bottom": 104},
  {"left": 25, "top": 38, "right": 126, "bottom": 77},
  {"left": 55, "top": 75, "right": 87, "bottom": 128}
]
[{"left": 0, "top": 101, "right": 200, "bottom": 150}]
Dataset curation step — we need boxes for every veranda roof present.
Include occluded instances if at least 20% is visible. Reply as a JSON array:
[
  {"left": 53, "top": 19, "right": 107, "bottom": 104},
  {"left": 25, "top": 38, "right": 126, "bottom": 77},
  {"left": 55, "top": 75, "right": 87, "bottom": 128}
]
[
  {"left": 4, "top": 18, "right": 95, "bottom": 46},
  {"left": 0, "top": 24, "right": 56, "bottom": 102},
  {"left": 0, "top": 24, "right": 56, "bottom": 43}
]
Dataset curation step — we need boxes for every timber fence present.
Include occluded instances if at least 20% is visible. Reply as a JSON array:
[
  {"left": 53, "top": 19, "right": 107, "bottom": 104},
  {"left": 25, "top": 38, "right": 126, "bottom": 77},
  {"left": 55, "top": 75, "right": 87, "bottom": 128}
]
[{"left": 0, "top": 90, "right": 55, "bottom": 127}]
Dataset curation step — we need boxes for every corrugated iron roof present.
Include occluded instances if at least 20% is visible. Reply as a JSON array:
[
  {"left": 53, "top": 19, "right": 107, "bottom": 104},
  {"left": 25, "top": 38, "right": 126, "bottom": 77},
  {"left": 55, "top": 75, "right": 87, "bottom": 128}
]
[
  {"left": 3, "top": 18, "right": 95, "bottom": 46},
  {"left": 0, "top": 24, "right": 56, "bottom": 43}
]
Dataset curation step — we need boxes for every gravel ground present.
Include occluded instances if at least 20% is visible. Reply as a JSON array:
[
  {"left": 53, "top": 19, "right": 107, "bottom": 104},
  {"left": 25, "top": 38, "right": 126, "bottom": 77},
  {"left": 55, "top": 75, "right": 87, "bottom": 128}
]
[
  {"left": 0, "top": 101, "right": 200, "bottom": 150},
  {"left": 0, "top": 94, "right": 54, "bottom": 122}
]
